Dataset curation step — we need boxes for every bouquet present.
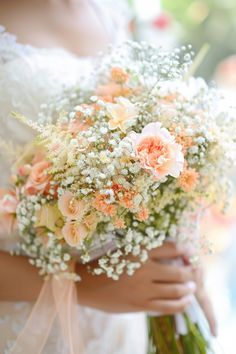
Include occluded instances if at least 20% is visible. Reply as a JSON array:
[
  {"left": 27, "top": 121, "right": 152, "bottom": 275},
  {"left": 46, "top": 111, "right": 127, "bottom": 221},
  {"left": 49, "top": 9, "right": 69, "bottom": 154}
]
[{"left": 1, "top": 41, "right": 235, "bottom": 353}]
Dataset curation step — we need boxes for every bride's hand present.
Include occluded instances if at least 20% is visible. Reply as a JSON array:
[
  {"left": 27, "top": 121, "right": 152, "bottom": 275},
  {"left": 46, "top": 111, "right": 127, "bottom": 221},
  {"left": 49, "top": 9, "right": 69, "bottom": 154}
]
[{"left": 76, "top": 242, "right": 197, "bottom": 314}]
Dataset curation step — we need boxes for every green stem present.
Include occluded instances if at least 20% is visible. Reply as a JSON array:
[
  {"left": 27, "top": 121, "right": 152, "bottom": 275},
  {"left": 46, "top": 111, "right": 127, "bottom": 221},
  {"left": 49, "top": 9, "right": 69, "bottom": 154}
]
[{"left": 148, "top": 314, "right": 210, "bottom": 354}]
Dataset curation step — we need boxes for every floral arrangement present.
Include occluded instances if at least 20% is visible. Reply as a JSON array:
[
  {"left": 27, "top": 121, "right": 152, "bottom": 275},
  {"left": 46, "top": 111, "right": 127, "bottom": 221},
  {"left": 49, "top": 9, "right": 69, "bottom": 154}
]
[
  {"left": 0, "top": 40, "right": 235, "bottom": 353},
  {"left": 0, "top": 42, "right": 235, "bottom": 282}
]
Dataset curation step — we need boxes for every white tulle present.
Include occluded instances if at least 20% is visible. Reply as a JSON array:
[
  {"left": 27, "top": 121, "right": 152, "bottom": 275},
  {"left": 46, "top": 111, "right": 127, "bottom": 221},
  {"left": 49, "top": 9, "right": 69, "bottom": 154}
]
[{"left": 0, "top": 1, "right": 147, "bottom": 352}]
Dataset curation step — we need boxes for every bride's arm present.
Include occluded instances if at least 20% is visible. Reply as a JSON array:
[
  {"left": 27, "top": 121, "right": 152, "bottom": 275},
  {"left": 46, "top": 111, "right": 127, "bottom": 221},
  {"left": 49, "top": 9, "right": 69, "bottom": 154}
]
[
  {"left": 0, "top": 251, "right": 43, "bottom": 301},
  {"left": 0, "top": 243, "right": 216, "bottom": 335},
  {"left": 0, "top": 242, "right": 193, "bottom": 304}
]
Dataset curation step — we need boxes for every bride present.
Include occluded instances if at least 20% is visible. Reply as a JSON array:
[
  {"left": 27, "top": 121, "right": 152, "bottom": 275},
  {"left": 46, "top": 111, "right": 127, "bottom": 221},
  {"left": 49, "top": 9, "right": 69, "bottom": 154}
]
[{"left": 0, "top": 0, "right": 216, "bottom": 353}]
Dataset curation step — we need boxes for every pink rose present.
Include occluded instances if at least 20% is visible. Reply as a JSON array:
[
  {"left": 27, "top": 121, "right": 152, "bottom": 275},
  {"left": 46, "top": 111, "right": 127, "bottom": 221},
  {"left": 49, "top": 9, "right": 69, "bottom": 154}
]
[
  {"left": 62, "top": 221, "right": 88, "bottom": 247},
  {"left": 0, "top": 189, "right": 18, "bottom": 235},
  {"left": 25, "top": 161, "right": 51, "bottom": 195},
  {"left": 58, "top": 191, "right": 87, "bottom": 220},
  {"left": 128, "top": 122, "right": 184, "bottom": 179},
  {"left": 17, "top": 164, "right": 32, "bottom": 177}
]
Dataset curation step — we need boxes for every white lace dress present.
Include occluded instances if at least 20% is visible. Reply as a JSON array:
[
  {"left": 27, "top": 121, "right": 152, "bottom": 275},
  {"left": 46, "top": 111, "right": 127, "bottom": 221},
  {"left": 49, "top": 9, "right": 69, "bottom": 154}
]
[{"left": 0, "top": 2, "right": 147, "bottom": 353}]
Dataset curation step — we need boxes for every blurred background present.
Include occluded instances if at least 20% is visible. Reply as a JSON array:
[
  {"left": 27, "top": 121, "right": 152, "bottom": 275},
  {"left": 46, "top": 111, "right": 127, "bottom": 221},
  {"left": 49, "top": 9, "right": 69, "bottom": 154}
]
[{"left": 125, "top": 0, "right": 236, "bottom": 352}]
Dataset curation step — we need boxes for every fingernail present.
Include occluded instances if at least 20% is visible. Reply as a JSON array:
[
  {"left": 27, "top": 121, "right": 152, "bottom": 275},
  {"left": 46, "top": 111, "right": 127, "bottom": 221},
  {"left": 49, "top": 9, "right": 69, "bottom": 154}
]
[
  {"left": 187, "top": 281, "right": 197, "bottom": 292},
  {"left": 185, "top": 245, "right": 196, "bottom": 257}
]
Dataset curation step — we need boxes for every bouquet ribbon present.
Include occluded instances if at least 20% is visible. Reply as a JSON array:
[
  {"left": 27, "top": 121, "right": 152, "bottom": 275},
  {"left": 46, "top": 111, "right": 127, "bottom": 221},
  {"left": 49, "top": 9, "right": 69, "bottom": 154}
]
[{"left": 10, "top": 269, "right": 85, "bottom": 354}]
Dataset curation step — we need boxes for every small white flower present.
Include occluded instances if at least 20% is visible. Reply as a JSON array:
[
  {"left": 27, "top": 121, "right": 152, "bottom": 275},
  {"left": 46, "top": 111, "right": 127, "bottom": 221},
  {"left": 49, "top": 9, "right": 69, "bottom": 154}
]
[
  {"left": 100, "top": 127, "right": 108, "bottom": 134},
  {"left": 69, "top": 112, "right": 76, "bottom": 119}
]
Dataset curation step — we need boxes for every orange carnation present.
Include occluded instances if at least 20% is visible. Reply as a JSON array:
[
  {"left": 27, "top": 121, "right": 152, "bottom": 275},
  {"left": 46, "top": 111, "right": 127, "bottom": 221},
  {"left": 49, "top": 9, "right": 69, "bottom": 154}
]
[
  {"left": 136, "top": 206, "right": 149, "bottom": 221},
  {"left": 114, "top": 218, "right": 126, "bottom": 229},
  {"left": 179, "top": 168, "right": 199, "bottom": 192},
  {"left": 111, "top": 67, "right": 129, "bottom": 84},
  {"left": 93, "top": 193, "right": 116, "bottom": 216}
]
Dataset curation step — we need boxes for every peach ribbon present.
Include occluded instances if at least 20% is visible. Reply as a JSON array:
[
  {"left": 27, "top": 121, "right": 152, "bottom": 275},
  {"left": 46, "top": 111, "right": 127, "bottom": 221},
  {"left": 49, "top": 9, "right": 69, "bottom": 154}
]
[{"left": 10, "top": 275, "right": 85, "bottom": 354}]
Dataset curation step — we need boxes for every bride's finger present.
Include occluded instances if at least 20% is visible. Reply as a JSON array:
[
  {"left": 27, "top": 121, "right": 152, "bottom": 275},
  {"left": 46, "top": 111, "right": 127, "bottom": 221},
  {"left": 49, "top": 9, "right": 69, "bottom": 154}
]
[
  {"left": 148, "top": 262, "right": 195, "bottom": 283},
  {"left": 149, "top": 242, "right": 183, "bottom": 259},
  {"left": 148, "top": 281, "right": 197, "bottom": 301},
  {"left": 147, "top": 294, "right": 194, "bottom": 314},
  {"left": 149, "top": 242, "right": 194, "bottom": 260}
]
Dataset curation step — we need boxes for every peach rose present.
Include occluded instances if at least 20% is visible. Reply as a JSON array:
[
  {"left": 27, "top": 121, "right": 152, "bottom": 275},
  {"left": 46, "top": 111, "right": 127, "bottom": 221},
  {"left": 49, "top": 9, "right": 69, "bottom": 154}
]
[
  {"left": 128, "top": 122, "right": 184, "bottom": 179},
  {"left": 106, "top": 97, "right": 138, "bottom": 132},
  {"left": 62, "top": 221, "right": 88, "bottom": 247},
  {"left": 25, "top": 161, "right": 51, "bottom": 195},
  {"left": 58, "top": 191, "right": 87, "bottom": 220},
  {"left": 35, "top": 203, "right": 63, "bottom": 237}
]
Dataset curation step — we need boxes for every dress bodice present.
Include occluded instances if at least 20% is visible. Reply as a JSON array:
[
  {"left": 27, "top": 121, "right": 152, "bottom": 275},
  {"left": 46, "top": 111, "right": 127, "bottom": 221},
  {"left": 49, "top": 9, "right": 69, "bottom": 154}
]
[
  {"left": 0, "top": 31, "right": 93, "bottom": 186},
  {"left": 0, "top": 0, "right": 130, "bottom": 186}
]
